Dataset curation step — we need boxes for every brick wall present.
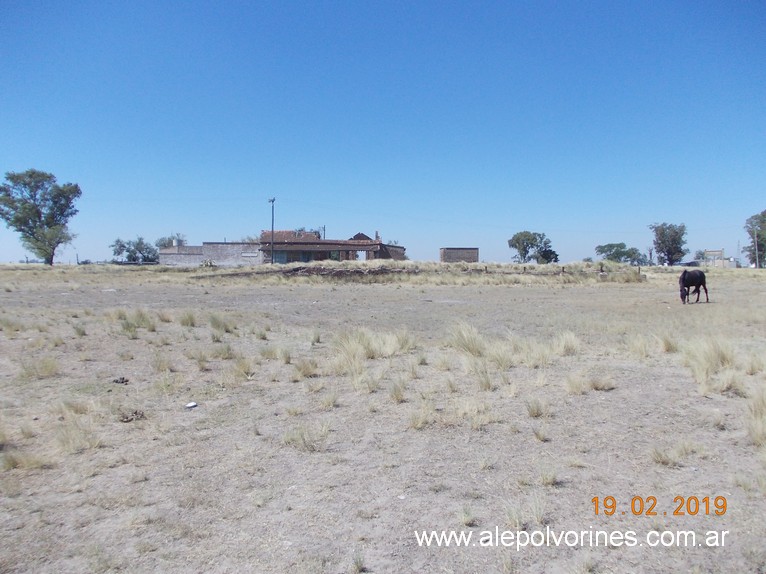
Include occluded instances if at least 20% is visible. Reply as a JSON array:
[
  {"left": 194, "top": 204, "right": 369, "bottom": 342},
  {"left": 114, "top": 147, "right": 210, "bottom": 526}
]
[{"left": 440, "top": 248, "right": 479, "bottom": 263}]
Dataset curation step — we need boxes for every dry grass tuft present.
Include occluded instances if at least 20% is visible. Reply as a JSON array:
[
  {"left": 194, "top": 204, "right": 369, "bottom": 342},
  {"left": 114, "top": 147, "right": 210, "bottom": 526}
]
[
  {"left": 554, "top": 331, "right": 580, "bottom": 356},
  {"left": 746, "top": 387, "right": 766, "bottom": 447},
  {"left": 448, "top": 322, "right": 486, "bottom": 357},
  {"left": 283, "top": 422, "right": 329, "bottom": 452},
  {"left": 526, "top": 397, "right": 550, "bottom": 419},
  {"left": 19, "top": 356, "right": 61, "bottom": 380}
]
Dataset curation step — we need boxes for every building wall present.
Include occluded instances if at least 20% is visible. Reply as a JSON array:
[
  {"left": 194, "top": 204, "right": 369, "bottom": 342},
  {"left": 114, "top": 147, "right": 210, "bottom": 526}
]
[
  {"left": 440, "top": 248, "right": 479, "bottom": 263},
  {"left": 159, "top": 243, "right": 263, "bottom": 267}
]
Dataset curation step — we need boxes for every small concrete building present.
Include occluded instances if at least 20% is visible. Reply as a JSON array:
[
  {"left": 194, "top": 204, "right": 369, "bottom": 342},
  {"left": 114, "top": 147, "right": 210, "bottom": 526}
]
[
  {"left": 159, "top": 230, "right": 405, "bottom": 267},
  {"left": 440, "top": 248, "right": 479, "bottom": 263}
]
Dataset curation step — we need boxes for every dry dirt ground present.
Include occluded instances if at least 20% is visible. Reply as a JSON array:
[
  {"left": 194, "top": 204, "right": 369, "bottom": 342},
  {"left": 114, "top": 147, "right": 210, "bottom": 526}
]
[{"left": 1, "top": 264, "right": 765, "bottom": 574}]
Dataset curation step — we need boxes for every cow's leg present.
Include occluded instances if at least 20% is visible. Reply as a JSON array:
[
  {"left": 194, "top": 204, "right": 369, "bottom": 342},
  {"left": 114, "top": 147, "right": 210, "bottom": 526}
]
[{"left": 702, "top": 284, "right": 709, "bottom": 302}]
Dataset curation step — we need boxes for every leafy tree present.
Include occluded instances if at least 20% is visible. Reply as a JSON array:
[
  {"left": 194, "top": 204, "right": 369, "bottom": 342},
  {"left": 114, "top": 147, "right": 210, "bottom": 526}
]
[
  {"left": 534, "top": 236, "right": 559, "bottom": 264},
  {"left": 743, "top": 209, "right": 766, "bottom": 268},
  {"left": 155, "top": 233, "right": 186, "bottom": 249},
  {"left": 508, "top": 231, "right": 558, "bottom": 264},
  {"left": 595, "top": 242, "right": 648, "bottom": 265},
  {"left": 694, "top": 249, "right": 706, "bottom": 261},
  {"left": 649, "top": 222, "right": 688, "bottom": 266},
  {"left": 0, "top": 169, "right": 82, "bottom": 265},
  {"left": 111, "top": 237, "right": 159, "bottom": 263}
]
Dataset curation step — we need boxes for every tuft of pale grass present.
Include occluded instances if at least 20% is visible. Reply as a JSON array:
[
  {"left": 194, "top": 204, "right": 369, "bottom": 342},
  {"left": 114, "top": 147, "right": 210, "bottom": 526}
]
[
  {"left": 409, "top": 400, "right": 436, "bottom": 430},
  {"left": 746, "top": 387, "right": 766, "bottom": 447},
  {"left": 656, "top": 333, "right": 679, "bottom": 353},
  {"left": 717, "top": 369, "right": 748, "bottom": 397},
  {"left": 131, "top": 309, "right": 156, "bottom": 331},
  {"left": 684, "top": 338, "right": 736, "bottom": 386},
  {"left": 180, "top": 311, "right": 196, "bottom": 327},
  {"left": 213, "top": 344, "right": 239, "bottom": 360},
  {"left": 522, "top": 339, "right": 552, "bottom": 369},
  {"left": 565, "top": 372, "right": 589, "bottom": 395},
  {"left": 389, "top": 380, "right": 407, "bottom": 404},
  {"left": 746, "top": 354, "right": 764, "bottom": 376},
  {"left": 2, "top": 449, "right": 51, "bottom": 471},
  {"left": 233, "top": 357, "right": 257, "bottom": 380},
  {"left": 209, "top": 313, "right": 234, "bottom": 333},
  {"left": 294, "top": 358, "right": 319, "bottom": 379},
  {"left": 460, "top": 505, "right": 478, "bottom": 527},
  {"left": 533, "top": 425, "right": 550, "bottom": 442},
  {"left": 590, "top": 376, "right": 616, "bottom": 392},
  {"left": 19, "top": 356, "right": 61, "bottom": 380},
  {"left": 283, "top": 422, "right": 329, "bottom": 452},
  {"left": 453, "top": 398, "right": 497, "bottom": 430},
  {"left": 554, "top": 331, "right": 580, "bottom": 356},
  {"left": 526, "top": 397, "right": 550, "bottom": 419},
  {"left": 467, "top": 358, "right": 494, "bottom": 391},
  {"left": 150, "top": 352, "right": 174, "bottom": 373},
  {"left": 540, "top": 468, "right": 559, "bottom": 487},
  {"left": 627, "top": 334, "right": 651, "bottom": 359},
  {"left": 56, "top": 415, "right": 103, "bottom": 454},
  {"left": 448, "top": 322, "right": 486, "bottom": 357},
  {"left": 651, "top": 440, "right": 701, "bottom": 467},
  {"left": 320, "top": 391, "right": 339, "bottom": 410}
]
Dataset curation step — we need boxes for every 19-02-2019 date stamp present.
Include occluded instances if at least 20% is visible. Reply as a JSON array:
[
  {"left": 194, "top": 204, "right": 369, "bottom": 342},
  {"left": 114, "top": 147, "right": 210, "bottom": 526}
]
[{"left": 592, "top": 496, "right": 727, "bottom": 517}]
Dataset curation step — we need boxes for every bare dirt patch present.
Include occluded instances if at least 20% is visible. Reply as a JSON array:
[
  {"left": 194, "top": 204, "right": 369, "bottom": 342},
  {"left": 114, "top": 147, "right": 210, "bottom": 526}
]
[{"left": 1, "top": 264, "right": 765, "bottom": 573}]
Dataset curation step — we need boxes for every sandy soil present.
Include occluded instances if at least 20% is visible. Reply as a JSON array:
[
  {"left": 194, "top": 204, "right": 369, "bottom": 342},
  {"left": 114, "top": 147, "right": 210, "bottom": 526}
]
[{"left": 1, "top": 265, "right": 765, "bottom": 574}]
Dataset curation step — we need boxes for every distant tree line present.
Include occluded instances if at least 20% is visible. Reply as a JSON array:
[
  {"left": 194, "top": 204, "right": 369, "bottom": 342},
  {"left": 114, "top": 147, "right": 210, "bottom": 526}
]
[{"left": 110, "top": 233, "right": 186, "bottom": 263}]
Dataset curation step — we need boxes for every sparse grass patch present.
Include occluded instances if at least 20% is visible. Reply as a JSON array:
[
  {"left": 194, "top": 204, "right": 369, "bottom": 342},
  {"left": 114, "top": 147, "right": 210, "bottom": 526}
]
[
  {"left": 283, "top": 422, "right": 329, "bottom": 452},
  {"left": 212, "top": 344, "right": 238, "bottom": 360},
  {"left": 654, "top": 441, "right": 701, "bottom": 466},
  {"left": 209, "top": 313, "right": 234, "bottom": 334},
  {"left": 150, "top": 352, "right": 174, "bottom": 373},
  {"left": 448, "top": 322, "right": 486, "bottom": 356},
  {"left": 320, "top": 391, "right": 339, "bottom": 410},
  {"left": 156, "top": 310, "right": 173, "bottom": 323},
  {"left": 233, "top": 357, "right": 257, "bottom": 380},
  {"left": 180, "top": 311, "right": 196, "bottom": 327},
  {"left": 73, "top": 324, "right": 87, "bottom": 337},
  {"left": 565, "top": 372, "right": 589, "bottom": 395},
  {"left": 657, "top": 333, "right": 679, "bottom": 353},
  {"left": 19, "top": 356, "right": 61, "bottom": 380},
  {"left": 409, "top": 400, "right": 436, "bottom": 430},
  {"left": 533, "top": 425, "right": 550, "bottom": 442},
  {"left": 746, "top": 387, "right": 766, "bottom": 447},
  {"left": 1, "top": 449, "right": 51, "bottom": 470},
  {"left": 717, "top": 369, "right": 748, "bottom": 397},
  {"left": 56, "top": 415, "right": 103, "bottom": 454},
  {"left": 590, "top": 376, "right": 616, "bottom": 392},
  {"left": 131, "top": 309, "right": 156, "bottom": 331},
  {"left": 554, "top": 331, "right": 580, "bottom": 356},
  {"left": 627, "top": 334, "right": 651, "bottom": 359},
  {"left": 526, "top": 397, "right": 550, "bottom": 419},
  {"left": 460, "top": 505, "right": 478, "bottom": 527},
  {"left": 389, "top": 380, "right": 407, "bottom": 403}
]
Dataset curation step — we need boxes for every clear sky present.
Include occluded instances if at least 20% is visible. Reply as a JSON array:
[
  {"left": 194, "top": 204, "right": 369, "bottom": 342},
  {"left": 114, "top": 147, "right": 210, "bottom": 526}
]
[{"left": 1, "top": 1, "right": 764, "bottom": 264}]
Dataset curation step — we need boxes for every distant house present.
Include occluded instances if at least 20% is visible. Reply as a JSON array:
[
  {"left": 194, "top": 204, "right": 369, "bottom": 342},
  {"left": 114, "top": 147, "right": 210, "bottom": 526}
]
[
  {"left": 259, "top": 230, "right": 406, "bottom": 264},
  {"left": 159, "top": 230, "right": 405, "bottom": 267},
  {"left": 440, "top": 248, "right": 479, "bottom": 263}
]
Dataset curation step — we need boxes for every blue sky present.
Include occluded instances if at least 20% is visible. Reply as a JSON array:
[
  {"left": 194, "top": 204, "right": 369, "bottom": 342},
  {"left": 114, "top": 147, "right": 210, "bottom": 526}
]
[{"left": 1, "top": 1, "right": 764, "bottom": 263}]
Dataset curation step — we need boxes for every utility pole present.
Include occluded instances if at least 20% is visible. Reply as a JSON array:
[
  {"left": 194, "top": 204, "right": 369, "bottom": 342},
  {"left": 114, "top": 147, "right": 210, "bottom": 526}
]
[{"left": 269, "top": 198, "right": 275, "bottom": 264}]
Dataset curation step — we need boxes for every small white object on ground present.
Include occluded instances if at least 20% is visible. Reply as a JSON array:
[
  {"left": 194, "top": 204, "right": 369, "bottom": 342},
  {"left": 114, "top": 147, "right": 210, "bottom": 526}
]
[{"left": 185, "top": 402, "right": 198, "bottom": 409}]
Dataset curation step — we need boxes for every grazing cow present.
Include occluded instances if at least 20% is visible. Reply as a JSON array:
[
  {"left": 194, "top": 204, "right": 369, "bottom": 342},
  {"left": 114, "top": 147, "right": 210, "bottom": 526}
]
[{"left": 679, "top": 269, "right": 709, "bottom": 304}]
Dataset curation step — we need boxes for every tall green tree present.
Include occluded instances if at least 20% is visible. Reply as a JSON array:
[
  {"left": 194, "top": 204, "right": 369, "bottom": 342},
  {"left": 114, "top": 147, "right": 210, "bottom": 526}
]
[
  {"left": 743, "top": 210, "right": 766, "bottom": 268},
  {"left": 649, "top": 222, "right": 688, "bottom": 266},
  {"left": 508, "top": 231, "right": 558, "bottom": 264},
  {"left": 595, "top": 242, "right": 648, "bottom": 265},
  {"left": 0, "top": 169, "right": 82, "bottom": 265},
  {"left": 111, "top": 237, "right": 159, "bottom": 263}
]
